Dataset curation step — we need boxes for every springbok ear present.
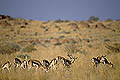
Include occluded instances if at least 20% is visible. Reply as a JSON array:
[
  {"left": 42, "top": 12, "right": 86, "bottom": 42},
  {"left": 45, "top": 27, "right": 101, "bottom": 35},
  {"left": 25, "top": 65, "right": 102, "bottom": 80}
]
[{"left": 75, "top": 57, "right": 78, "bottom": 59}]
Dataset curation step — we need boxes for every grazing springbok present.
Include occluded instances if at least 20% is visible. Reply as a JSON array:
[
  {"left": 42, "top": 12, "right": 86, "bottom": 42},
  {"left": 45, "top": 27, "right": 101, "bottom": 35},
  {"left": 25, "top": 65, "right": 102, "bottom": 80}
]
[
  {"left": 14, "top": 58, "right": 22, "bottom": 69},
  {"left": 27, "top": 59, "right": 43, "bottom": 71},
  {"left": 20, "top": 60, "right": 28, "bottom": 69},
  {"left": 14, "top": 58, "right": 28, "bottom": 70},
  {"left": 42, "top": 59, "right": 50, "bottom": 72},
  {"left": 1, "top": 61, "right": 12, "bottom": 72},
  {"left": 91, "top": 57, "right": 100, "bottom": 68},
  {"left": 91, "top": 55, "right": 113, "bottom": 68},
  {"left": 97, "top": 55, "right": 113, "bottom": 67}
]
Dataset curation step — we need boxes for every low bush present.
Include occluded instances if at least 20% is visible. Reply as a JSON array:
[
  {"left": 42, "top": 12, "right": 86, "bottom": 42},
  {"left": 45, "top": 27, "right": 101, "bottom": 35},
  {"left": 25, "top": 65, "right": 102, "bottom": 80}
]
[{"left": 54, "top": 19, "right": 64, "bottom": 23}]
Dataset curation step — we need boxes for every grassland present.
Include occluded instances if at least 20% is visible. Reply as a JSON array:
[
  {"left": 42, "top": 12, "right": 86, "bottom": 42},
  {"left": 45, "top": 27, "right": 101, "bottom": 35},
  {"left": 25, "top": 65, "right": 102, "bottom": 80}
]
[{"left": 0, "top": 15, "right": 120, "bottom": 80}]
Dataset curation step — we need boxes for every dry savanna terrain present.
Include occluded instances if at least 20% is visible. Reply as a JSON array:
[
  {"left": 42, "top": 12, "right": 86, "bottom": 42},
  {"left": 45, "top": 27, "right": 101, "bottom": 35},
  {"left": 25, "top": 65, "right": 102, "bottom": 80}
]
[{"left": 0, "top": 15, "right": 120, "bottom": 80}]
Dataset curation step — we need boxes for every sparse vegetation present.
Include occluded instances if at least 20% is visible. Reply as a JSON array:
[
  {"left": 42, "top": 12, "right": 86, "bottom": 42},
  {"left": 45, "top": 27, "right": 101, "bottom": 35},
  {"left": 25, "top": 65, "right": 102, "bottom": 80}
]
[{"left": 0, "top": 15, "right": 120, "bottom": 80}]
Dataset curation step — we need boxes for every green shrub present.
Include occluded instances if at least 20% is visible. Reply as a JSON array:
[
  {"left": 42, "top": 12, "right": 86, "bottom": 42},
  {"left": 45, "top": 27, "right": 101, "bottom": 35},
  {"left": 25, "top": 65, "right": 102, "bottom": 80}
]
[
  {"left": 54, "top": 19, "right": 64, "bottom": 23},
  {"left": 88, "top": 16, "right": 99, "bottom": 22},
  {"left": 54, "top": 19, "right": 69, "bottom": 23},
  {"left": 0, "top": 42, "right": 21, "bottom": 54},
  {"left": 34, "top": 32, "right": 38, "bottom": 36}
]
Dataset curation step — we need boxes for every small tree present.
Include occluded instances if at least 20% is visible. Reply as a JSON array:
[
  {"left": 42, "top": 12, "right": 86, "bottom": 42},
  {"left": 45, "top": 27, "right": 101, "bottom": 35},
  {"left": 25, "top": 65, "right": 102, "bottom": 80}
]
[
  {"left": 94, "top": 17, "right": 99, "bottom": 21},
  {"left": 88, "top": 16, "right": 99, "bottom": 22}
]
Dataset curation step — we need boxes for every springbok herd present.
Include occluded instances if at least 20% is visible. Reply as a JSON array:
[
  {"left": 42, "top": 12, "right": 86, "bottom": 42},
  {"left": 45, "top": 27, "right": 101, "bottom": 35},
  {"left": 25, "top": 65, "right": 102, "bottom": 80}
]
[{"left": 1, "top": 54, "right": 113, "bottom": 72}]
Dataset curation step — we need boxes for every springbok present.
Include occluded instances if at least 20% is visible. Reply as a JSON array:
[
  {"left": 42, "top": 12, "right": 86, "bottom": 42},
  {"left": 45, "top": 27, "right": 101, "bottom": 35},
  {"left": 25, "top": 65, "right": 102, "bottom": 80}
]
[
  {"left": 42, "top": 59, "right": 50, "bottom": 72},
  {"left": 1, "top": 61, "right": 12, "bottom": 72},
  {"left": 91, "top": 57, "right": 100, "bottom": 68},
  {"left": 14, "top": 58, "right": 28, "bottom": 70},
  {"left": 61, "top": 54, "right": 77, "bottom": 68},
  {"left": 27, "top": 59, "right": 43, "bottom": 71},
  {"left": 14, "top": 58, "right": 22, "bottom": 69},
  {"left": 49, "top": 56, "right": 65, "bottom": 70},
  {"left": 20, "top": 60, "right": 28, "bottom": 69},
  {"left": 97, "top": 55, "right": 113, "bottom": 67}
]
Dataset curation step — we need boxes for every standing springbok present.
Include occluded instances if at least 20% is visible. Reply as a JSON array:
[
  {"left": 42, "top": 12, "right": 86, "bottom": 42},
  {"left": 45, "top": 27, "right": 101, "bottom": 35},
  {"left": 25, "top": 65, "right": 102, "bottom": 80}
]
[
  {"left": 1, "top": 61, "right": 12, "bottom": 72},
  {"left": 27, "top": 59, "right": 43, "bottom": 71},
  {"left": 97, "top": 55, "right": 113, "bottom": 67}
]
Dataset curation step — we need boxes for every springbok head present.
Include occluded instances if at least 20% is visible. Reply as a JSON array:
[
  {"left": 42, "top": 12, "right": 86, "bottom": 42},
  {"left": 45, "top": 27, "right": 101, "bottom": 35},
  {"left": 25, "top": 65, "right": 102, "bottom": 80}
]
[{"left": 67, "top": 54, "right": 78, "bottom": 63}]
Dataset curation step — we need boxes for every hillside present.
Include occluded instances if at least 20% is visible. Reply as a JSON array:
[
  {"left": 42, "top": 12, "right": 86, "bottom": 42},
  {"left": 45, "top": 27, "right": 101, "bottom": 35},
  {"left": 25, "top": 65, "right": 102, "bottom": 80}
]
[{"left": 0, "top": 15, "right": 120, "bottom": 80}]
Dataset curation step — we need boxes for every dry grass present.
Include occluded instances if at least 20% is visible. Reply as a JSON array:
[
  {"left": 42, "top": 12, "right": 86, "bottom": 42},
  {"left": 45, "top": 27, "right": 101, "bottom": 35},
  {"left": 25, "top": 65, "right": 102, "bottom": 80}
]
[{"left": 0, "top": 16, "right": 120, "bottom": 80}]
